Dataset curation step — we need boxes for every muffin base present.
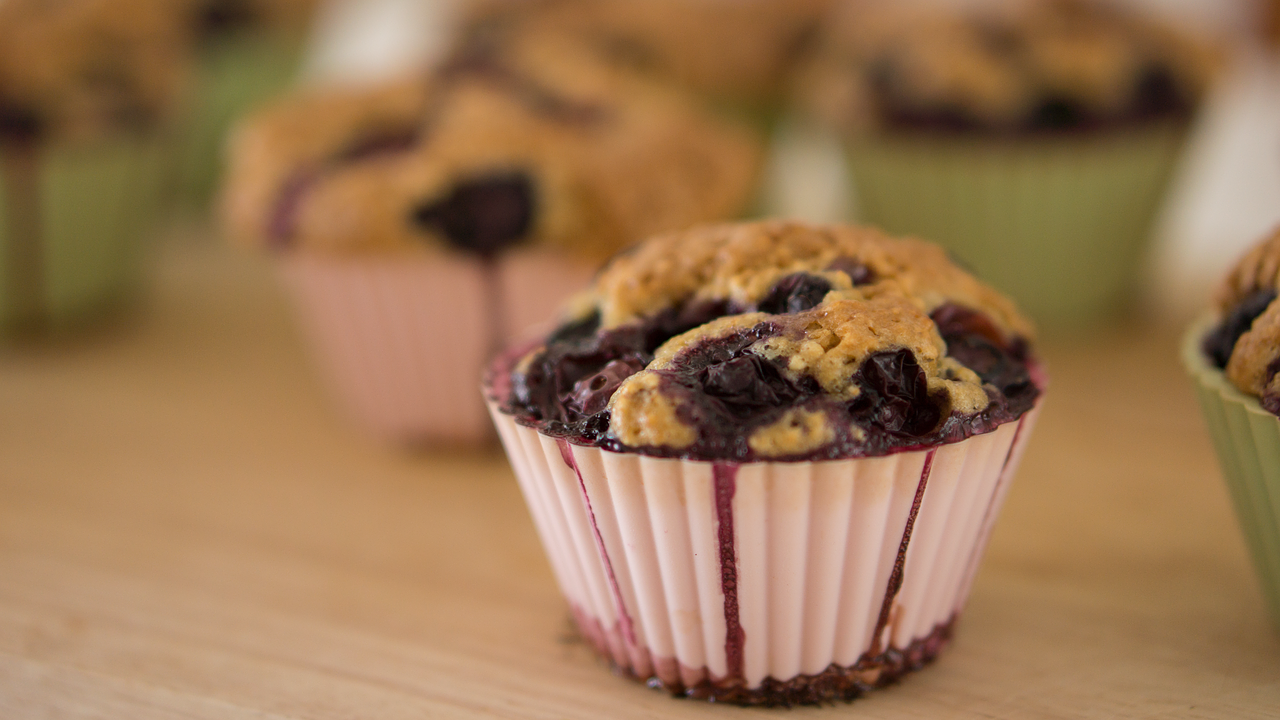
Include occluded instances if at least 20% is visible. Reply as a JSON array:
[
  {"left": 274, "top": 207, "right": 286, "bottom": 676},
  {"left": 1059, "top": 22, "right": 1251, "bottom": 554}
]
[
  {"left": 846, "top": 121, "right": 1188, "bottom": 326},
  {"left": 488, "top": 389, "right": 1041, "bottom": 704},
  {"left": 280, "top": 249, "right": 595, "bottom": 443},
  {"left": 1183, "top": 315, "right": 1280, "bottom": 630}
]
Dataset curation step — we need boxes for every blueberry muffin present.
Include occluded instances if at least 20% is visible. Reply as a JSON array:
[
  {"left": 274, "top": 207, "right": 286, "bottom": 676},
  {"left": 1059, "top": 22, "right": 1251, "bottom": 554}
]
[
  {"left": 1185, "top": 226, "right": 1280, "bottom": 632},
  {"left": 487, "top": 220, "right": 1044, "bottom": 704},
  {"left": 802, "top": 0, "right": 1216, "bottom": 325},
  {"left": 0, "top": 0, "right": 187, "bottom": 335},
  {"left": 221, "top": 33, "right": 764, "bottom": 443}
]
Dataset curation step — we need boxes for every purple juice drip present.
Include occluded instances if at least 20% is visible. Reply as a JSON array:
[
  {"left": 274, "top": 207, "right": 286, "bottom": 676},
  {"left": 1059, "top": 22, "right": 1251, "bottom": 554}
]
[
  {"left": 266, "top": 169, "right": 318, "bottom": 250},
  {"left": 870, "top": 449, "right": 935, "bottom": 655},
  {"left": 713, "top": 463, "right": 745, "bottom": 680},
  {"left": 557, "top": 438, "right": 636, "bottom": 648}
]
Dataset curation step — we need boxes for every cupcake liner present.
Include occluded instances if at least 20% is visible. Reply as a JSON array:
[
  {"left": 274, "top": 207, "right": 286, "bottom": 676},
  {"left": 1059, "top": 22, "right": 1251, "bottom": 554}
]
[
  {"left": 487, "top": 399, "right": 1041, "bottom": 702},
  {"left": 845, "top": 122, "right": 1188, "bottom": 326},
  {"left": 0, "top": 136, "right": 166, "bottom": 335},
  {"left": 1182, "top": 315, "right": 1280, "bottom": 629},
  {"left": 280, "top": 250, "right": 595, "bottom": 444},
  {"left": 174, "top": 32, "right": 306, "bottom": 209}
]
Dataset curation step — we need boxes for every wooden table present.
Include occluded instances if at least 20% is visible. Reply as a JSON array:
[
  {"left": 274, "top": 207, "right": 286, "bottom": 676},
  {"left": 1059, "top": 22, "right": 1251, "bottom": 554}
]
[{"left": 2, "top": 239, "right": 1277, "bottom": 719}]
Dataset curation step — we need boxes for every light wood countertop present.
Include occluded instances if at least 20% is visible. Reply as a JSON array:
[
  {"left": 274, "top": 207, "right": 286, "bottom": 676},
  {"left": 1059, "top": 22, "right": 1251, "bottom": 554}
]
[{"left": 1, "top": 239, "right": 1277, "bottom": 718}]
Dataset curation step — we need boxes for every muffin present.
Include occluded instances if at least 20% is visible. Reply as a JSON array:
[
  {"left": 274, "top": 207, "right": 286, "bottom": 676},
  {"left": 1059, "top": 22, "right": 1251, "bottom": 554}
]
[
  {"left": 0, "top": 0, "right": 187, "bottom": 335},
  {"left": 802, "top": 0, "right": 1216, "bottom": 325},
  {"left": 485, "top": 221, "right": 1044, "bottom": 704},
  {"left": 461, "top": 0, "right": 833, "bottom": 125},
  {"left": 1184, "top": 226, "right": 1280, "bottom": 630},
  {"left": 172, "top": 0, "right": 320, "bottom": 208},
  {"left": 222, "top": 33, "right": 764, "bottom": 443}
]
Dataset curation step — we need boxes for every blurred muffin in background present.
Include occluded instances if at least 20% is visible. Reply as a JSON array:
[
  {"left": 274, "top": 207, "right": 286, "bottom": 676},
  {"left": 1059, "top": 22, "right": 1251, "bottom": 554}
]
[
  {"left": 461, "top": 0, "right": 833, "bottom": 124},
  {"left": 801, "top": 0, "right": 1217, "bottom": 326},
  {"left": 0, "top": 0, "right": 188, "bottom": 336},
  {"left": 1184, "top": 226, "right": 1280, "bottom": 632},
  {"left": 221, "top": 30, "right": 765, "bottom": 444},
  {"left": 172, "top": 0, "right": 321, "bottom": 209}
]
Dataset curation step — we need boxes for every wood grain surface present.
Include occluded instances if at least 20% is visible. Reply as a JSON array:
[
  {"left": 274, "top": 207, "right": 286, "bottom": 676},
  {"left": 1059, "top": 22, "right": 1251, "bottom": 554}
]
[{"left": 1, "top": 238, "right": 1277, "bottom": 719}]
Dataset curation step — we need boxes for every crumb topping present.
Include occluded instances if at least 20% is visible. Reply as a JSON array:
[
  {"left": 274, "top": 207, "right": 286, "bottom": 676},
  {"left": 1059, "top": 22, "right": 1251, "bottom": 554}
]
[
  {"left": 1204, "top": 227, "right": 1280, "bottom": 414},
  {"left": 221, "top": 31, "right": 763, "bottom": 260},
  {"left": 498, "top": 221, "right": 1040, "bottom": 461},
  {"left": 800, "top": 0, "right": 1216, "bottom": 134}
]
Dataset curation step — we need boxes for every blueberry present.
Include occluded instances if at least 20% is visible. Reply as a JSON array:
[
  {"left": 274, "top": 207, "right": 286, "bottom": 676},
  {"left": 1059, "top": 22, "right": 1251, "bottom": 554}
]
[
  {"left": 827, "top": 257, "right": 876, "bottom": 286},
  {"left": 412, "top": 173, "right": 535, "bottom": 256},
  {"left": 1133, "top": 64, "right": 1185, "bottom": 118},
  {"left": 698, "top": 356, "right": 796, "bottom": 412},
  {"left": 547, "top": 310, "right": 601, "bottom": 346},
  {"left": 1203, "top": 288, "right": 1278, "bottom": 369},
  {"left": 757, "top": 273, "right": 832, "bottom": 315},
  {"left": 0, "top": 102, "right": 44, "bottom": 143},
  {"left": 849, "top": 349, "right": 941, "bottom": 437},
  {"left": 567, "top": 359, "right": 644, "bottom": 416},
  {"left": 1028, "top": 96, "right": 1083, "bottom": 130}
]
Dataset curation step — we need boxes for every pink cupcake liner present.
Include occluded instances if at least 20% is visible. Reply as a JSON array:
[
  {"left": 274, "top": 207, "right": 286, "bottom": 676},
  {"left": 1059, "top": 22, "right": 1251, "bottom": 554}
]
[
  {"left": 488, "top": 400, "right": 1040, "bottom": 701},
  {"left": 279, "top": 250, "right": 595, "bottom": 443}
]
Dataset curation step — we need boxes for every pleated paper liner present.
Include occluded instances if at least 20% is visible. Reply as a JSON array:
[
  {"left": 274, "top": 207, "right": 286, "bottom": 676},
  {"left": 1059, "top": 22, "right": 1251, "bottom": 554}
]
[
  {"left": 279, "top": 249, "right": 596, "bottom": 445},
  {"left": 487, "top": 393, "right": 1042, "bottom": 705},
  {"left": 0, "top": 136, "right": 166, "bottom": 336},
  {"left": 845, "top": 121, "right": 1188, "bottom": 327},
  {"left": 1183, "top": 315, "right": 1280, "bottom": 630}
]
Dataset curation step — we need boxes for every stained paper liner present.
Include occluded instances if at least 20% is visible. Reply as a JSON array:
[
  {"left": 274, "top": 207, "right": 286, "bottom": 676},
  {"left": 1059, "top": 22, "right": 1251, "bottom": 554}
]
[
  {"left": 280, "top": 249, "right": 596, "bottom": 444},
  {"left": 487, "top": 394, "right": 1041, "bottom": 704},
  {"left": 1183, "top": 315, "right": 1280, "bottom": 630},
  {"left": 0, "top": 136, "right": 166, "bottom": 335},
  {"left": 845, "top": 122, "right": 1188, "bottom": 326}
]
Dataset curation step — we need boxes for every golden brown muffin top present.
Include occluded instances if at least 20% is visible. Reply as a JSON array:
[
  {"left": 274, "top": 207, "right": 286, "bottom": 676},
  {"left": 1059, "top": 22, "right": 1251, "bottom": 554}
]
[
  {"left": 503, "top": 221, "right": 1040, "bottom": 460},
  {"left": 462, "top": 0, "right": 833, "bottom": 110},
  {"left": 1204, "top": 227, "right": 1280, "bottom": 409},
  {"left": 0, "top": 0, "right": 190, "bottom": 143},
  {"left": 800, "top": 0, "right": 1216, "bottom": 134},
  {"left": 221, "top": 31, "right": 764, "bottom": 261}
]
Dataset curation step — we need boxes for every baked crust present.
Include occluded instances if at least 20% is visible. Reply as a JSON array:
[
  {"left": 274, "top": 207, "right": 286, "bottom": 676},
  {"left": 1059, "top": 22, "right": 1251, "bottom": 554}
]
[
  {"left": 0, "top": 0, "right": 190, "bottom": 143},
  {"left": 221, "top": 32, "right": 764, "bottom": 260},
  {"left": 505, "top": 221, "right": 1038, "bottom": 459},
  {"left": 799, "top": 0, "right": 1216, "bottom": 134},
  {"left": 1214, "top": 227, "right": 1280, "bottom": 402}
]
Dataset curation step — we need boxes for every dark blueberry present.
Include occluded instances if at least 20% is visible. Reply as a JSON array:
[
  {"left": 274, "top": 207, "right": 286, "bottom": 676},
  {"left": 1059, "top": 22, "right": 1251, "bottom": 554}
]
[
  {"left": 335, "top": 128, "right": 420, "bottom": 163},
  {"left": 1204, "top": 288, "right": 1278, "bottom": 369},
  {"left": 849, "top": 349, "right": 942, "bottom": 437},
  {"left": 547, "top": 310, "right": 601, "bottom": 346},
  {"left": 757, "top": 273, "right": 832, "bottom": 315},
  {"left": 567, "top": 359, "right": 645, "bottom": 416},
  {"left": 196, "top": 0, "right": 257, "bottom": 39},
  {"left": 827, "top": 257, "right": 876, "bottom": 286},
  {"left": 1028, "top": 96, "right": 1084, "bottom": 130},
  {"left": 1132, "top": 63, "right": 1186, "bottom": 118},
  {"left": 698, "top": 356, "right": 798, "bottom": 412},
  {"left": 412, "top": 173, "right": 535, "bottom": 256},
  {"left": 0, "top": 102, "right": 44, "bottom": 143},
  {"left": 931, "top": 304, "right": 1005, "bottom": 349}
]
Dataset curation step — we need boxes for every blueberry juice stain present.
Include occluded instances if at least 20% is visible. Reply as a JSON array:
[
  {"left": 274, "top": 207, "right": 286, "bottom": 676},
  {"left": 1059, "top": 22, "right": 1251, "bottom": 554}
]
[{"left": 412, "top": 172, "right": 535, "bottom": 363}]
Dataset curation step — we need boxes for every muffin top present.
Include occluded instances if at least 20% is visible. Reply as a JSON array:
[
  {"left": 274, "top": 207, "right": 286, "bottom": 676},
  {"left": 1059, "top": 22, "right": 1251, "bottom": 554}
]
[
  {"left": 495, "top": 221, "right": 1041, "bottom": 462},
  {"left": 221, "top": 31, "right": 764, "bottom": 260},
  {"left": 1202, "top": 227, "right": 1280, "bottom": 415},
  {"left": 0, "top": 0, "right": 190, "bottom": 144},
  {"left": 462, "top": 0, "right": 832, "bottom": 110},
  {"left": 801, "top": 0, "right": 1215, "bottom": 134}
]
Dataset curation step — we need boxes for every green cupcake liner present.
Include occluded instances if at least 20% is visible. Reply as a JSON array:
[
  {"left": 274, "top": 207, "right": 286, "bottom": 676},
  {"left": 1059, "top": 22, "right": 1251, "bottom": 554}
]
[
  {"left": 173, "top": 31, "right": 306, "bottom": 209},
  {"left": 0, "top": 136, "right": 166, "bottom": 335},
  {"left": 1183, "top": 315, "right": 1280, "bottom": 630},
  {"left": 846, "top": 122, "right": 1188, "bottom": 327}
]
